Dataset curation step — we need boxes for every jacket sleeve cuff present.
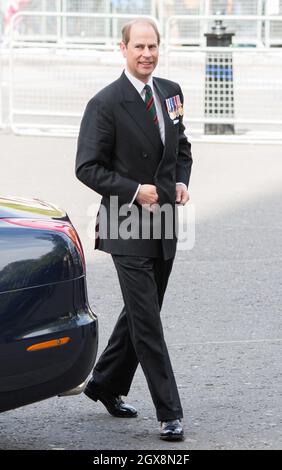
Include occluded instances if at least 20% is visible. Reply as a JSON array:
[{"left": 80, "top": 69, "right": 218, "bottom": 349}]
[{"left": 176, "top": 182, "right": 187, "bottom": 190}]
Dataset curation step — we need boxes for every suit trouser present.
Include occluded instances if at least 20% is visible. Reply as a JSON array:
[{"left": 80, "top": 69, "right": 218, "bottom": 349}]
[{"left": 92, "top": 254, "right": 183, "bottom": 421}]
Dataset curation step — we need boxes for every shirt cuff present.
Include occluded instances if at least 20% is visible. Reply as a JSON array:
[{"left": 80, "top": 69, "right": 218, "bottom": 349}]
[
  {"left": 176, "top": 182, "right": 187, "bottom": 190},
  {"left": 128, "top": 184, "right": 141, "bottom": 208}
]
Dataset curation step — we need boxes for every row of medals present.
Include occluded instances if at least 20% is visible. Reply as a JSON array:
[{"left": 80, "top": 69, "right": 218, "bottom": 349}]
[
  {"left": 169, "top": 106, "right": 184, "bottom": 120},
  {"left": 166, "top": 96, "right": 184, "bottom": 120}
]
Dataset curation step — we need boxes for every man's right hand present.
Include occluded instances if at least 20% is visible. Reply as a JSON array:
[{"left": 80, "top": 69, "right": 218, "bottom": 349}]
[{"left": 136, "top": 184, "right": 159, "bottom": 206}]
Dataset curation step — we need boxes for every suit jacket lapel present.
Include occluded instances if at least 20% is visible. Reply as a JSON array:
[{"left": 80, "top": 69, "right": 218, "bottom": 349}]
[
  {"left": 153, "top": 78, "right": 175, "bottom": 150},
  {"left": 119, "top": 72, "right": 163, "bottom": 152}
]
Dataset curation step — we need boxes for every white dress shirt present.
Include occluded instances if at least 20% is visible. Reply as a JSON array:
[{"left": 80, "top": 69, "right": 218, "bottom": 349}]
[
  {"left": 124, "top": 68, "right": 187, "bottom": 206},
  {"left": 124, "top": 68, "right": 165, "bottom": 145}
]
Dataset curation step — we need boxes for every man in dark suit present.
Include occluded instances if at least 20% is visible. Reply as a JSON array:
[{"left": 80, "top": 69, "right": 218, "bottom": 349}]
[{"left": 75, "top": 18, "right": 192, "bottom": 441}]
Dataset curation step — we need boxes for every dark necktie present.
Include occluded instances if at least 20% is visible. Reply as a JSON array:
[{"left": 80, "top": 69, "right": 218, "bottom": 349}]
[{"left": 144, "top": 84, "right": 158, "bottom": 126}]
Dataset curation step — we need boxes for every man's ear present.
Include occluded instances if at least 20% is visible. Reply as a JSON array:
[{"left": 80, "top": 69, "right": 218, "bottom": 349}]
[{"left": 120, "top": 41, "right": 127, "bottom": 58}]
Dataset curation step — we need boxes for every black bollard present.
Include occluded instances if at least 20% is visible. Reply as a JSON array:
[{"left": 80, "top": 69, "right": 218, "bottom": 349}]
[{"left": 204, "top": 16, "right": 235, "bottom": 135}]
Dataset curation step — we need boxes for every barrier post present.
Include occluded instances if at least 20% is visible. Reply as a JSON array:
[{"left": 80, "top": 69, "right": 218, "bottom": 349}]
[{"left": 204, "top": 16, "right": 235, "bottom": 134}]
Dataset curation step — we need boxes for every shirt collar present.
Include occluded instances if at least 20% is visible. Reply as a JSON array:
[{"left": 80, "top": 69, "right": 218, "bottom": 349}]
[{"left": 125, "top": 68, "right": 154, "bottom": 95}]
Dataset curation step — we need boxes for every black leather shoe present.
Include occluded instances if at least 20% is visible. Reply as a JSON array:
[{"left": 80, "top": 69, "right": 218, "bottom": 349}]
[
  {"left": 84, "top": 379, "right": 137, "bottom": 418},
  {"left": 160, "top": 419, "right": 184, "bottom": 441}
]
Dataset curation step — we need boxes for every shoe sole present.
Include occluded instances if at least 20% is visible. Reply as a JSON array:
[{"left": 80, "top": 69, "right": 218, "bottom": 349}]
[
  {"left": 109, "top": 411, "right": 138, "bottom": 418},
  {"left": 160, "top": 434, "right": 184, "bottom": 441}
]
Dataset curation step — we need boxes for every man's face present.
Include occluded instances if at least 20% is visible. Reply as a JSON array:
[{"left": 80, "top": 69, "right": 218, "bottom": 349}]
[{"left": 120, "top": 22, "right": 159, "bottom": 83}]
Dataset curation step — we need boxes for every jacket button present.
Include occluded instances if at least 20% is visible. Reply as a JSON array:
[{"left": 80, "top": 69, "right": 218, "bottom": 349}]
[{"left": 142, "top": 152, "right": 148, "bottom": 159}]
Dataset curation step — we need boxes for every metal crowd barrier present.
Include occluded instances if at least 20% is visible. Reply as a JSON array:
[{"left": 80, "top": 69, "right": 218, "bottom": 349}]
[
  {"left": 2, "top": 10, "right": 282, "bottom": 142},
  {"left": 165, "top": 14, "right": 282, "bottom": 48},
  {"left": 7, "top": 11, "right": 159, "bottom": 136}
]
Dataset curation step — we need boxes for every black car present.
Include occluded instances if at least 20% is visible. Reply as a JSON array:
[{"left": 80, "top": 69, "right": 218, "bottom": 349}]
[{"left": 0, "top": 196, "right": 98, "bottom": 412}]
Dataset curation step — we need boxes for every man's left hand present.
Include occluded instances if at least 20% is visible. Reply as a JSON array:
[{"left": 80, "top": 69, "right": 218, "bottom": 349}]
[{"left": 176, "top": 185, "right": 190, "bottom": 205}]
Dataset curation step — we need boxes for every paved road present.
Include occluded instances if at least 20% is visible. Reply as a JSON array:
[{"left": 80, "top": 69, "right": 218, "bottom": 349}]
[{"left": 0, "top": 134, "right": 281, "bottom": 450}]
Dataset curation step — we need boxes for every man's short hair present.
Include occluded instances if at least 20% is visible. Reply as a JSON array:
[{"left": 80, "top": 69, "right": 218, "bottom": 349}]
[{"left": 121, "top": 18, "right": 160, "bottom": 46}]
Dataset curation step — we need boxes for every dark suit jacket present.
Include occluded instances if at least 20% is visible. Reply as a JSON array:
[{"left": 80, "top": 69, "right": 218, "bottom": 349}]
[{"left": 75, "top": 71, "right": 192, "bottom": 260}]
